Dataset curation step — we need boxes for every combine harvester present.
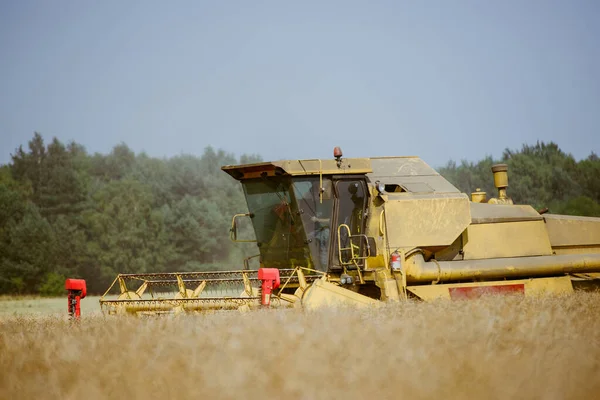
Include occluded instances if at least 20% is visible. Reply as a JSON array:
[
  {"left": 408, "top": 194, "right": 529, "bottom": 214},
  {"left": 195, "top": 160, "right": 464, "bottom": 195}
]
[{"left": 100, "top": 148, "right": 600, "bottom": 314}]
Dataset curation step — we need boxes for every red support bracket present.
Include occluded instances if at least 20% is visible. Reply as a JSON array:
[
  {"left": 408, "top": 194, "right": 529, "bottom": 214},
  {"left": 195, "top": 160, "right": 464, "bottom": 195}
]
[
  {"left": 257, "top": 268, "right": 280, "bottom": 307},
  {"left": 65, "top": 279, "right": 87, "bottom": 319}
]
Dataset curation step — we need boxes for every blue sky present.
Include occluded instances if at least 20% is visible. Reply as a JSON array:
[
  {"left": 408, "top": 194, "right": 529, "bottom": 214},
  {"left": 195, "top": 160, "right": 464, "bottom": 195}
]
[{"left": 1, "top": 1, "right": 599, "bottom": 167}]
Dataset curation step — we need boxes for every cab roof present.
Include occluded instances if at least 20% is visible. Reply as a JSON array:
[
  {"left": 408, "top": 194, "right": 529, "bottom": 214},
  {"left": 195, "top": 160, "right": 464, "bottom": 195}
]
[
  {"left": 221, "top": 158, "right": 371, "bottom": 180},
  {"left": 221, "top": 156, "right": 460, "bottom": 194}
]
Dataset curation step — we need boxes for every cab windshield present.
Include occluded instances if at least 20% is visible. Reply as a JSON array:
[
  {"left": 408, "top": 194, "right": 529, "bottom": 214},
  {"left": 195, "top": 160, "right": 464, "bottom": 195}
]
[
  {"left": 292, "top": 177, "right": 333, "bottom": 272},
  {"left": 242, "top": 177, "right": 333, "bottom": 271}
]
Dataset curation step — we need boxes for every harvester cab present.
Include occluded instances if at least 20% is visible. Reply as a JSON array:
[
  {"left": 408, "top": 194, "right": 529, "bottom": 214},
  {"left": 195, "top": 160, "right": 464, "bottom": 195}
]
[{"left": 224, "top": 148, "right": 375, "bottom": 277}]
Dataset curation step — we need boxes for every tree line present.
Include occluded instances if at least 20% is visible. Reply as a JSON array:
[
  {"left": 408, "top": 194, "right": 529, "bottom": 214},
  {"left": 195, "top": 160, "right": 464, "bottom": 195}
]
[
  {"left": 0, "top": 134, "right": 598, "bottom": 295},
  {"left": 0, "top": 133, "right": 259, "bottom": 295},
  {"left": 438, "top": 142, "right": 600, "bottom": 217}
]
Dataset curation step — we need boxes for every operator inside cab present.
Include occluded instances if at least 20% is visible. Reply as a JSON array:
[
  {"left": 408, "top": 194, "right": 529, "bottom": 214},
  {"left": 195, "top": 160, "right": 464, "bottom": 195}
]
[{"left": 293, "top": 179, "right": 333, "bottom": 272}]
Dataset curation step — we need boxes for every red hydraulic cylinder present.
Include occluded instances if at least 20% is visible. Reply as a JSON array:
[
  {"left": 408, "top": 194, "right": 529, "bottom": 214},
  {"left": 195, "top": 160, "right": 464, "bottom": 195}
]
[
  {"left": 65, "top": 279, "right": 87, "bottom": 319},
  {"left": 257, "top": 268, "right": 280, "bottom": 307}
]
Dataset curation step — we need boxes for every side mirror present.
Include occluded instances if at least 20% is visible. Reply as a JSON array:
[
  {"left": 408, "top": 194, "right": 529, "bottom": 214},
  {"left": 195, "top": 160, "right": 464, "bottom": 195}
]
[{"left": 230, "top": 213, "right": 256, "bottom": 243}]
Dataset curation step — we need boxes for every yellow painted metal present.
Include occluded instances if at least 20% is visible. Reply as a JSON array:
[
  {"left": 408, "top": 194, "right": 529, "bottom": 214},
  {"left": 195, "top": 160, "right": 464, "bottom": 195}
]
[
  {"left": 192, "top": 281, "right": 206, "bottom": 298},
  {"left": 135, "top": 282, "right": 148, "bottom": 297},
  {"left": 368, "top": 156, "right": 461, "bottom": 193},
  {"left": 99, "top": 268, "right": 330, "bottom": 315},
  {"left": 406, "top": 276, "right": 573, "bottom": 301},
  {"left": 469, "top": 202, "right": 542, "bottom": 224},
  {"left": 222, "top": 158, "right": 372, "bottom": 179},
  {"left": 492, "top": 164, "right": 509, "bottom": 189},
  {"left": 117, "top": 291, "right": 141, "bottom": 301},
  {"left": 471, "top": 188, "right": 487, "bottom": 203},
  {"left": 406, "top": 284, "right": 451, "bottom": 300},
  {"left": 277, "top": 292, "right": 302, "bottom": 305},
  {"left": 242, "top": 272, "right": 254, "bottom": 297},
  {"left": 335, "top": 224, "right": 367, "bottom": 284},
  {"left": 296, "top": 268, "right": 308, "bottom": 290},
  {"left": 462, "top": 220, "right": 553, "bottom": 260},
  {"left": 383, "top": 193, "right": 471, "bottom": 249},
  {"left": 552, "top": 246, "right": 600, "bottom": 255},
  {"left": 301, "top": 277, "right": 381, "bottom": 310},
  {"left": 336, "top": 224, "right": 368, "bottom": 265},
  {"left": 381, "top": 278, "right": 401, "bottom": 301},
  {"left": 337, "top": 224, "right": 353, "bottom": 265},
  {"left": 104, "top": 298, "right": 262, "bottom": 314},
  {"left": 543, "top": 214, "right": 600, "bottom": 248},
  {"left": 378, "top": 209, "right": 385, "bottom": 236},
  {"left": 404, "top": 252, "right": 600, "bottom": 284},
  {"left": 176, "top": 274, "right": 188, "bottom": 298},
  {"left": 276, "top": 267, "right": 324, "bottom": 302},
  {"left": 488, "top": 164, "right": 513, "bottom": 205},
  {"left": 283, "top": 268, "right": 309, "bottom": 304},
  {"left": 174, "top": 289, "right": 194, "bottom": 299},
  {"left": 118, "top": 277, "right": 128, "bottom": 294},
  {"left": 488, "top": 195, "right": 513, "bottom": 205},
  {"left": 525, "top": 276, "right": 574, "bottom": 295}
]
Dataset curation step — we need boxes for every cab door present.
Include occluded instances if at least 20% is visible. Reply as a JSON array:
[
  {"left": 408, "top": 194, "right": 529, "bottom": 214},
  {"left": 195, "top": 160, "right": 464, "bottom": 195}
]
[{"left": 330, "top": 179, "right": 368, "bottom": 270}]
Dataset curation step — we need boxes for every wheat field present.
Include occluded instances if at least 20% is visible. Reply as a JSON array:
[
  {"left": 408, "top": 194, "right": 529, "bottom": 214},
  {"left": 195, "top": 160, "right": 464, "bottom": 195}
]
[{"left": 1, "top": 293, "right": 599, "bottom": 400}]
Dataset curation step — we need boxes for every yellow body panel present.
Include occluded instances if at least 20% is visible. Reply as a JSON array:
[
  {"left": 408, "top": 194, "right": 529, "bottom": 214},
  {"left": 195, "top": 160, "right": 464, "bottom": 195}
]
[
  {"left": 552, "top": 246, "right": 600, "bottom": 255},
  {"left": 407, "top": 276, "right": 573, "bottom": 301},
  {"left": 462, "top": 220, "right": 553, "bottom": 260},
  {"left": 383, "top": 193, "right": 471, "bottom": 249},
  {"left": 544, "top": 214, "right": 600, "bottom": 248},
  {"left": 301, "top": 278, "right": 380, "bottom": 310}
]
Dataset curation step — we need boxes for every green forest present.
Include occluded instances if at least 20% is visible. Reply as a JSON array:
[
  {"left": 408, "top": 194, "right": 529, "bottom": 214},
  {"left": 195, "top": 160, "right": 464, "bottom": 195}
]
[
  {"left": 438, "top": 142, "right": 600, "bottom": 216},
  {"left": 0, "top": 133, "right": 260, "bottom": 295},
  {"left": 1, "top": 133, "right": 598, "bottom": 295}
]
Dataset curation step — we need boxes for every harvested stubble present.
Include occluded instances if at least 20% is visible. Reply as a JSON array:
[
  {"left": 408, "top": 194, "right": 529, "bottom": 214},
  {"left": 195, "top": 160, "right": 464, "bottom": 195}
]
[{"left": 1, "top": 293, "right": 599, "bottom": 400}]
